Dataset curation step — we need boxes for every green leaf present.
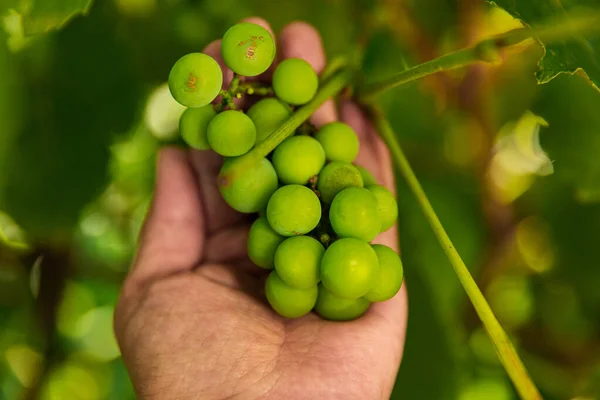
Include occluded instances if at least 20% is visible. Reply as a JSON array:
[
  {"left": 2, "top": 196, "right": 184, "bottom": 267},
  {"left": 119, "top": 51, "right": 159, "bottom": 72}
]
[
  {"left": 1, "top": 0, "right": 93, "bottom": 36},
  {"left": 488, "top": 0, "right": 600, "bottom": 91}
]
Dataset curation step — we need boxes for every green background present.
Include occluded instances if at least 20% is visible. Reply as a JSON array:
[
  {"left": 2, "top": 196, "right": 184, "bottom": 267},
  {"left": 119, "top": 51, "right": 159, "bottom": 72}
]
[{"left": 1, "top": 0, "right": 599, "bottom": 399}]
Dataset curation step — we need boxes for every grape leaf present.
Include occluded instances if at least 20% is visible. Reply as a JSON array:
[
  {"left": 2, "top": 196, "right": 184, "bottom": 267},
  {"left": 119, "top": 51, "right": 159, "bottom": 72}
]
[
  {"left": 488, "top": 0, "right": 600, "bottom": 91},
  {"left": 1, "top": 0, "right": 93, "bottom": 36}
]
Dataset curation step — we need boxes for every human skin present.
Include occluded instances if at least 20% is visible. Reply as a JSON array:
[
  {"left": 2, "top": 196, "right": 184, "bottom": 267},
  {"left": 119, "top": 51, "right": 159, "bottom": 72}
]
[{"left": 114, "top": 18, "right": 408, "bottom": 400}]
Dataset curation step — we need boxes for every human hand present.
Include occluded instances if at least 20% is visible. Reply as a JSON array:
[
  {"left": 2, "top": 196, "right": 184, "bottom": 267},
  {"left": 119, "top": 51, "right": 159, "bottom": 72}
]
[{"left": 114, "top": 18, "right": 408, "bottom": 400}]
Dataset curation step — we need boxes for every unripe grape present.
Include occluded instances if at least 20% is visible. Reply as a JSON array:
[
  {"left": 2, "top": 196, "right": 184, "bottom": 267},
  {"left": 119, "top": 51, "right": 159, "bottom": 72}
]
[
  {"left": 267, "top": 185, "right": 321, "bottom": 236},
  {"left": 179, "top": 105, "right": 216, "bottom": 150},
  {"left": 274, "top": 236, "right": 324, "bottom": 289},
  {"left": 314, "top": 122, "right": 360, "bottom": 163},
  {"left": 315, "top": 285, "right": 371, "bottom": 321},
  {"left": 248, "top": 217, "right": 285, "bottom": 269},
  {"left": 356, "top": 165, "right": 377, "bottom": 186},
  {"left": 221, "top": 23, "right": 276, "bottom": 76},
  {"left": 168, "top": 53, "right": 223, "bottom": 108},
  {"left": 246, "top": 98, "right": 291, "bottom": 144},
  {"left": 272, "top": 58, "right": 318, "bottom": 105},
  {"left": 272, "top": 136, "right": 326, "bottom": 185},
  {"left": 218, "top": 157, "right": 278, "bottom": 213},
  {"left": 320, "top": 238, "right": 379, "bottom": 299},
  {"left": 330, "top": 187, "right": 380, "bottom": 242},
  {"left": 317, "top": 161, "right": 363, "bottom": 204},
  {"left": 364, "top": 245, "right": 404, "bottom": 302},
  {"left": 367, "top": 185, "right": 398, "bottom": 233},
  {"left": 207, "top": 110, "right": 256, "bottom": 157},
  {"left": 265, "top": 271, "right": 318, "bottom": 318}
]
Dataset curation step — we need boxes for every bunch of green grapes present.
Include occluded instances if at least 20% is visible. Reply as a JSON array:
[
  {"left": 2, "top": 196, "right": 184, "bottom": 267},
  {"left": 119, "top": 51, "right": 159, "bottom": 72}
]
[{"left": 168, "top": 22, "right": 404, "bottom": 321}]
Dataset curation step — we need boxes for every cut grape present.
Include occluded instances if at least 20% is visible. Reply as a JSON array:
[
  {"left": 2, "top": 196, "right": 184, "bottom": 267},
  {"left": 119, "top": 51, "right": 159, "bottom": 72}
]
[
  {"left": 221, "top": 23, "right": 276, "bottom": 77},
  {"left": 314, "top": 122, "right": 359, "bottom": 163},
  {"left": 272, "top": 58, "right": 318, "bottom": 105},
  {"left": 218, "top": 157, "right": 278, "bottom": 213},
  {"left": 207, "top": 110, "right": 256, "bottom": 157},
  {"left": 356, "top": 165, "right": 377, "bottom": 186},
  {"left": 246, "top": 98, "right": 291, "bottom": 144},
  {"left": 315, "top": 285, "right": 371, "bottom": 321},
  {"left": 274, "top": 236, "right": 324, "bottom": 289},
  {"left": 317, "top": 161, "right": 363, "bottom": 204},
  {"left": 266, "top": 185, "right": 321, "bottom": 236},
  {"left": 320, "top": 238, "right": 379, "bottom": 299},
  {"left": 265, "top": 271, "right": 318, "bottom": 318},
  {"left": 330, "top": 187, "right": 380, "bottom": 242},
  {"left": 272, "top": 136, "right": 325, "bottom": 185},
  {"left": 168, "top": 53, "right": 223, "bottom": 108},
  {"left": 364, "top": 244, "right": 404, "bottom": 302},
  {"left": 248, "top": 217, "right": 285, "bottom": 269},
  {"left": 367, "top": 185, "right": 398, "bottom": 233},
  {"left": 179, "top": 105, "right": 216, "bottom": 150}
]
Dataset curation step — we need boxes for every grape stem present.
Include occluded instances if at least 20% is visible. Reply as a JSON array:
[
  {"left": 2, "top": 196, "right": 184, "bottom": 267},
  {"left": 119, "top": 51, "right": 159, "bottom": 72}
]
[
  {"left": 220, "top": 69, "right": 352, "bottom": 182},
  {"left": 356, "top": 11, "right": 600, "bottom": 102},
  {"left": 367, "top": 105, "right": 542, "bottom": 400}
]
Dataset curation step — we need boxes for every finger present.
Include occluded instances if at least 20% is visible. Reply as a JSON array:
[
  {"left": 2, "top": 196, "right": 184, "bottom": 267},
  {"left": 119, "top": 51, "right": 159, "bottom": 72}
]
[
  {"left": 340, "top": 101, "right": 381, "bottom": 181},
  {"left": 130, "top": 147, "right": 205, "bottom": 285},
  {"left": 204, "top": 224, "right": 250, "bottom": 264},
  {"left": 279, "top": 21, "right": 337, "bottom": 126},
  {"left": 203, "top": 39, "right": 234, "bottom": 89},
  {"left": 188, "top": 149, "right": 248, "bottom": 234}
]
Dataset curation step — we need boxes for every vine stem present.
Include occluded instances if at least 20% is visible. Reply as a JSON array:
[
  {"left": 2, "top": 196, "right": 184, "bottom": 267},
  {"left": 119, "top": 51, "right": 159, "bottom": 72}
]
[
  {"left": 368, "top": 106, "right": 541, "bottom": 400},
  {"left": 220, "top": 69, "right": 352, "bottom": 182},
  {"left": 357, "top": 11, "right": 600, "bottom": 101}
]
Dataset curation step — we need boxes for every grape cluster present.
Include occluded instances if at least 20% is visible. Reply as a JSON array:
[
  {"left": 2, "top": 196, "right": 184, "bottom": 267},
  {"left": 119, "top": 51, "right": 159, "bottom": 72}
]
[{"left": 168, "top": 22, "right": 404, "bottom": 321}]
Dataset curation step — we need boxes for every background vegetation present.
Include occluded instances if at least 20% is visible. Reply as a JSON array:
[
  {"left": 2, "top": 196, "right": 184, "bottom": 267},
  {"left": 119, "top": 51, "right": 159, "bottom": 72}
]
[{"left": 1, "top": 0, "right": 599, "bottom": 399}]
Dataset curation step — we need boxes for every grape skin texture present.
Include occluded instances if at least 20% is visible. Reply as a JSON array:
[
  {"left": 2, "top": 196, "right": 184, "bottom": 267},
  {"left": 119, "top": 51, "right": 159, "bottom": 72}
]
[
  {"left": 356, "top": 165, "right": 377, "bottom": 186},
  {"left": 267, "top": 185, "right": 321, "bottom": 236},
  {"left": 207, "top": 110, "right": 257, "bottom": 157},
  {"left": 272, "top": 136, "right": 326, "bottom": 185},
  {"left": 168, "top": 53, "right": 223, "bottom": 108},
  {"left": 274, "top": 236, "right": 324, "bottom": 289},
  {"left": 221, "top": 23, "right": 276, "bottom": 77},
  {"left": 330, "top": 187, "right": 381, "bottom": 242},
  {"left": 315, "top": 122, "right": 360, "bottom": 163},
  {"left": 218, "top": 157, "right": 278, "bottom": 213},
  {"left": 320, "top": 238, "right": 379, "bottom": 299},
  {"left": 265, "top": 271, "right": 318, "bottom": 318},
  {"left": 248, "top": 217, "right": 285, "bottom": 269},
  {"left": 315, "top": 285, "right": 371, "bottom": 321},
  {"left": 367, "top": 185, "right": 398, "bottom": 233},
  {"left": 246, "top": 98, "right": 291, "bottom": 144},
  {"left": 179, "top": 105, "right": 216, "bottom": 150},
  {"left": 364, "top": 245, "right": 404, "bottom": 302},
  {"left": 317, "top": 161, "right": 364, "bottom": 204},
  {"left": 272, "top": 58, "right": 319, "bottom": 105}
]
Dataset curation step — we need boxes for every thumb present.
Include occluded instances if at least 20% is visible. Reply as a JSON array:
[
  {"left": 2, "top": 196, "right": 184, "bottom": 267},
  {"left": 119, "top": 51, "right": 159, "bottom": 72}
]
[{"left": 128, "top": 147, "right": 206, "bottom": 288}]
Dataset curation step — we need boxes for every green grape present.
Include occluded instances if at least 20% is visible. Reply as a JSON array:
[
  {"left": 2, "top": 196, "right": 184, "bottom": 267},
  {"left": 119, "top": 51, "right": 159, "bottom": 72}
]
[
  {"left": 330, "top": 187, "right": 380, "bottom": 242},
  {"left": 314, "top": 122, "right": 360, "bottom": 162},
  {"left": 272, "top": 136, "right": 325, "bottom": 185},
  {"left": 364, "top": 245, "right": 404, "bottom": 302},
  {"left": 272, "top": 58, "right": 318, "bottom": 105},
  {"left": 367, "top": 185, "right": 398, "bottom": 233},
  {"left": 316, "top": 161, "right": 363, "bottom": 204},
  {"left": 221, "top": 23, "right": 276, "bottom": 77},
  {"left": 218, "top": 157, "right": 278, "bottom": 213},
  {"left": 356, "top": 165, "right": 377, "bottom": 186},
  {"left": 207, "top": 110, "right": 256, "bottom": 157},
  {"left": 168, "top": 53, "right": 223, "bottom": 108},
  {"left": 246, "top": 98, "right": 291, "bottom": 144},
  {"left": 248, "top": 217, "right": 285, "bottom": 269},
  {"left": 274, "top": 236, "right": 324, "bottom": 289},
  {"left": 320, "top": 238, "right": 379, "bottom": 299},
  {"left": 267, "top": 185, "right": 321, "bottom": 236},
  {"left": 179, "top": 105, "right": 216, "bottom": 150},
  {"left": 265, "top": 271, "right": 318, "bottom": 318},
  {"left": 315, "top": 285, "right": 371, "bottom": 321}
]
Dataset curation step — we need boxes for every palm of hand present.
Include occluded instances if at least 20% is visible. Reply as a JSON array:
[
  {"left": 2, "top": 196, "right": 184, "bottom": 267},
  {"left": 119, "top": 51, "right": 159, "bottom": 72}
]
[{"left": 115, "top": 19, "right": 407, "bottom": 400}]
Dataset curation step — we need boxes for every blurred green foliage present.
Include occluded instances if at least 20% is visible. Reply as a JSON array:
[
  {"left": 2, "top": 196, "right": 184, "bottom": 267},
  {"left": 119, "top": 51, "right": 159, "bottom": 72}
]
[{"left": 0, "top": 0, "right": 599, "bottom": 399}]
